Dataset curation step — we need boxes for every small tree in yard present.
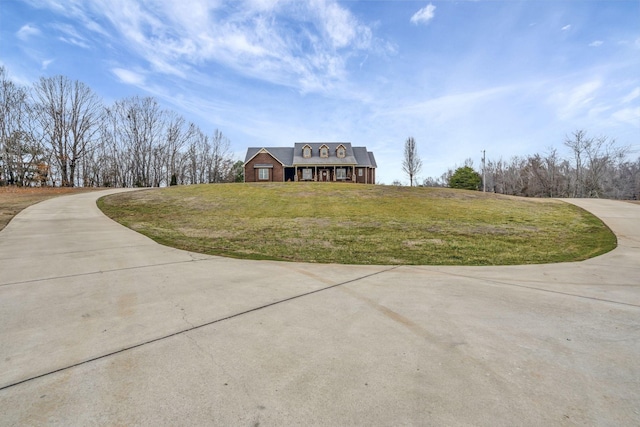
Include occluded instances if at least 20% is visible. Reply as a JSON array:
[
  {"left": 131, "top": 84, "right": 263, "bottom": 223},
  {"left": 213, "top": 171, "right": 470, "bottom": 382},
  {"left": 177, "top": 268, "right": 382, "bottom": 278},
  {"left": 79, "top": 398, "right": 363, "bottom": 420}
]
[
  {"left": 449, "top": 166, "right": 482, "bottom": 190},
  {"left": 402, "top": 136, "right": 422, "bottom": 187},
  {"left": 231, "top": 160, "right": 244, "bottom": 182}
]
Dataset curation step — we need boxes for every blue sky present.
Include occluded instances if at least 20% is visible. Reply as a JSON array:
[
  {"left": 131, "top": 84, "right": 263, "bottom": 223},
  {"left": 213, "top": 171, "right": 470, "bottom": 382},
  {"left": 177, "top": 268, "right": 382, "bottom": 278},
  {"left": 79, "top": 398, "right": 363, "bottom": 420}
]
[{"left": 2, "top": 0, "right": 639, "bottom": 184}]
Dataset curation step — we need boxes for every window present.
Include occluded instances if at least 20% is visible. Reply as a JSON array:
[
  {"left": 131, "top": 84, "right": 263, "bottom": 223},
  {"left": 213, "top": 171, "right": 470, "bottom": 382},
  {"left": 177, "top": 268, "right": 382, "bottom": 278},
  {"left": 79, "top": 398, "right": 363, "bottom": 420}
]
[
  {"left": 303, "top": 146, "right": 311, "bottom": 158},
  {"left": 336, "top": 146, "right": 346, "bottom": 158},
  {"left": 302, "top": 168, "right": 313, "bottom": 180},
  {"left": 258, "top": 168, "right": 269, "bottom": 180},
  {"left": 336, "top": 168, "right": 346, "bottom": 180},
  {"left": 320, "top": 145, "right": 329, "bottom": 158},
  {"left": 358, "top": 168, "right": 363, "bottom": 177}
]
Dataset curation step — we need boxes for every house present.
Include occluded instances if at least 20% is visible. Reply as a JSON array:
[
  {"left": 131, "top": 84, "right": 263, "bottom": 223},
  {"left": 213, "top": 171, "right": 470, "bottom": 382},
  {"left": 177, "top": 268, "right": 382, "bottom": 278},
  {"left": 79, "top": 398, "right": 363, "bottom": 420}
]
[{"left": 244, "top": 143, "right": 377, "bottom": 184}]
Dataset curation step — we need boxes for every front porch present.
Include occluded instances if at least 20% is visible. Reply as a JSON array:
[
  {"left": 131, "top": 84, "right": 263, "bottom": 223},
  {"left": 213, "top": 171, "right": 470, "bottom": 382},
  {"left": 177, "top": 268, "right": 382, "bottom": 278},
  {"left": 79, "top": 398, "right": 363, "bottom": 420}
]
[{"left": 293, "top": 166, "right": 355, "bottom": 182}]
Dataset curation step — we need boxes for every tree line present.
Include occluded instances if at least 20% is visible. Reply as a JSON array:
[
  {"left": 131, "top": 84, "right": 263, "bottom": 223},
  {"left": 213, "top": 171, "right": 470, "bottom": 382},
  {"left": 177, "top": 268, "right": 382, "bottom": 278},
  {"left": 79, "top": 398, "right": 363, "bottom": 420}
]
[
  {"left": 0, "top": 67, "right": 242, "bottom": 188},
  {"left": 422, "top": 130, "right": 639, "bottom": 200}
]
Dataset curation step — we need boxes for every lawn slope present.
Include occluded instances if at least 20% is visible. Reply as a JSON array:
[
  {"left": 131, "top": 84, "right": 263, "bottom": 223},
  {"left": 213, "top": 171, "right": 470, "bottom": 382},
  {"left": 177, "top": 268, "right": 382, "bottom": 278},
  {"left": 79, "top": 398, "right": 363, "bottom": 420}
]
[{"left": 98, "top": 183, "right": 616, "bottom": 265}]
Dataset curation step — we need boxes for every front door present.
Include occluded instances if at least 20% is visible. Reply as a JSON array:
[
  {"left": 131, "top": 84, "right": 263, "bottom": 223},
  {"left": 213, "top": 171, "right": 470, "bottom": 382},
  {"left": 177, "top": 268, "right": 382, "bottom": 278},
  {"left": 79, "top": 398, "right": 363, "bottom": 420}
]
[{"left": 321, "top": 169, "right": 329, "bottom": 182}]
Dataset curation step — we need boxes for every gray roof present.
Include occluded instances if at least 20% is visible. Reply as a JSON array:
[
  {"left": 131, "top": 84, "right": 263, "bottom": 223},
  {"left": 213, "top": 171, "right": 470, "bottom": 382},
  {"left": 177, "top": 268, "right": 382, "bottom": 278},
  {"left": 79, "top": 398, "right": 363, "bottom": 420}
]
[
  {"left": 352, "top": 147, "right": 377, "bottom": 168},
  {"left": 292, "top": 143, "right": 357, "bottom": 166},
  {"left": 244, "top": 143, "right": 376, "bottom": 168},
  {"left": 244, "top": 147, "right": 294, "bottom": 166},
  {"left": 369, "top": 152, "right": 377, "bottom": 168}
]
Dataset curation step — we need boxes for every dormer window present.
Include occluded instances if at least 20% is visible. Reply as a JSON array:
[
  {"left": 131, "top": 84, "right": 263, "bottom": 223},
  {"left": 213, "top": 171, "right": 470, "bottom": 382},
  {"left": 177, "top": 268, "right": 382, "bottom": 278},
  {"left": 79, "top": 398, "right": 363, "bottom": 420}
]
[
  {"left": 336, "top": 145, "right": 346, "bottom": 158},
  {"left": 320, "top": 145, "right": 329, "bottom": 158},
  {"left": 302, "top": 145, "right": 312, "bottom": 158}
]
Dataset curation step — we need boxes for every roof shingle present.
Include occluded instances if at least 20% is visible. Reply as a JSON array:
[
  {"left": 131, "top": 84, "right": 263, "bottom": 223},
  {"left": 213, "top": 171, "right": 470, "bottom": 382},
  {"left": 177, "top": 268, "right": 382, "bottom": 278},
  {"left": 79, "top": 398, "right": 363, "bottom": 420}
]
[{"left": 244, "top": 143, "right": 376, "bottom": 168}]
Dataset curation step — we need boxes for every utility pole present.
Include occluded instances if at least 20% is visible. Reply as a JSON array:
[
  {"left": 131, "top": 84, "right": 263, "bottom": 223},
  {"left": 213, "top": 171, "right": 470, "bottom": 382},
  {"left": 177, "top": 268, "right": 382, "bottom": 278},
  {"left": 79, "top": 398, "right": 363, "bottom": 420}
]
[{"left": 481, "top": 150, "right": 486, "bottom": 192}]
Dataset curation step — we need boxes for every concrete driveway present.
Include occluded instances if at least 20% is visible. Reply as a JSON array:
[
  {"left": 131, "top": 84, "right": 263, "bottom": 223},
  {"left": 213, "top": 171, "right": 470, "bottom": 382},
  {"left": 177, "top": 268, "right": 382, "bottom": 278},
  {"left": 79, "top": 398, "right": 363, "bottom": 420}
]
[{"left": 0, "top": 190, "right": 638, "bottom": 426}]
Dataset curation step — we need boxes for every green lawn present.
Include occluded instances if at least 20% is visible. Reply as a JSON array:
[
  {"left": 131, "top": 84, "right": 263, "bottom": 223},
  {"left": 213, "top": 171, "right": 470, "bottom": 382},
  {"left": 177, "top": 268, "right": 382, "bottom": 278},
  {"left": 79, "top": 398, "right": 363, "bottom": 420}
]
[{"left": 97, "top": 183, "right": 616, "bottom": 265}]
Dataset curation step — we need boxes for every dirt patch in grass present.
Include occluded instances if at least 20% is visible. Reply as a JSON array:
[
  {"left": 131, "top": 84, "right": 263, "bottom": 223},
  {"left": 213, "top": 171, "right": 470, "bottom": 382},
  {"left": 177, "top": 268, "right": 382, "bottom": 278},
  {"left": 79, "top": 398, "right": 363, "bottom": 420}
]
[
  {"left": 0, "top": 187, "right": 103, "bottom": 231},
  {"left": 98, "top": 183, "right": 617, "bottom": 266}
]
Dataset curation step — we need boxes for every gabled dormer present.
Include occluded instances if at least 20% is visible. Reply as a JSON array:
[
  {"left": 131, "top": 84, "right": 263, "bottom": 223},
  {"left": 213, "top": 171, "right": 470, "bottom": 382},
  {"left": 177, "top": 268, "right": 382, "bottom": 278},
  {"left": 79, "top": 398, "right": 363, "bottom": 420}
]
[
  {"left": 302, "top": 144, "right": 312, "bottom": 158},
  {"left": 319, "top": 144, "right": 330, "bottom": 158},
  {"left": 336, "top": 144, "right": 347, "bottom": 159}
]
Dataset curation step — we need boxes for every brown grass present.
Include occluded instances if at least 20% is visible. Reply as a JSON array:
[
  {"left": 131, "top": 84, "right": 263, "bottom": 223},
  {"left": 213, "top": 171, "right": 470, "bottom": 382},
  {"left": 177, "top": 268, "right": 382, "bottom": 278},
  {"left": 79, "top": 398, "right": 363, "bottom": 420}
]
[{"left": 98, "top": 183, "right": 617, "bottom": 265}]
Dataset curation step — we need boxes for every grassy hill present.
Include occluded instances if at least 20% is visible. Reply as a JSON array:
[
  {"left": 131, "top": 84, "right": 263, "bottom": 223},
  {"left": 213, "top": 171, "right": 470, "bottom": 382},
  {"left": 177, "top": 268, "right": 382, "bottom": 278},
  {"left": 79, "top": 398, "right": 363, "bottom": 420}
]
[{"left": 97, "top": 183, "right": 616, "bottom": 265}]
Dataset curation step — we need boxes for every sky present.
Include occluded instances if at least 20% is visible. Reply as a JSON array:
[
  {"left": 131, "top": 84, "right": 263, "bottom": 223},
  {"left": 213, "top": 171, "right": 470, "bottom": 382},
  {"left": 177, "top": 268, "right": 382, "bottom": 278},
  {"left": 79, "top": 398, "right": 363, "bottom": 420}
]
[{"left": 1, "top": 0, "right": 639, "bottom": 184}]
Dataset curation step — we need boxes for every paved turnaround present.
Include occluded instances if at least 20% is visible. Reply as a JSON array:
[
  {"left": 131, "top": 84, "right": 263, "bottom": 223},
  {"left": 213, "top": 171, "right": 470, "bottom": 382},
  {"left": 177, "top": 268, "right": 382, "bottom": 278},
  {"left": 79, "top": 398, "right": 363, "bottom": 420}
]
[{"left": 0, "top": 190, "right": 638, "bottom": 426}]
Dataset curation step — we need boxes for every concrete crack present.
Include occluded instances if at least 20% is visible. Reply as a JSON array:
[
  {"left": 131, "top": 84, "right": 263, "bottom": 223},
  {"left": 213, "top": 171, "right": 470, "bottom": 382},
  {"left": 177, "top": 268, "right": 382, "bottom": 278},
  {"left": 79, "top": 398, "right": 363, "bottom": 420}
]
[
  {"left": 0, "top": 257, "right": 212, "bottom": 288},
  {"left": 175, "top": 303, "right": 195, "bottom": 328},
  {"left": 0, "top": 265, "right": 398, "bottom": 391}
]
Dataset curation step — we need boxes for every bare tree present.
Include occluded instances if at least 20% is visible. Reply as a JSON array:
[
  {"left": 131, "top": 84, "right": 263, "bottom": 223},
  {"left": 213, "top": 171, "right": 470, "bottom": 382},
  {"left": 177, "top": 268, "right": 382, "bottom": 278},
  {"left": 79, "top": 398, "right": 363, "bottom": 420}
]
[
  {"left": 402, "top": 136, "right": 422, "bottom": 187},
  {"left": 564, "top": 130, "right": 631, "bottom": 198},
  {"left": 163, "top": 113, "right": 196, "bottom": 186},
  {"left": 110, "top": 96, "right": 167, "bottom": 187},
  {"left": 422, "top": 176, "right": 445, "bottom": 187},
  {"left": 182, "top": 128, "right": 208, "bottom": 184},
  {"left": 585, "top": 136, "right": 628, "bottom": 198},
  {"left": 527, "top": 148, "right": 566, "bottom": 197},
  {"left": 0, "top": 67, "right": 37, "bottom": 186},
  {"left": 98, "top": 100, "right": 196, "bottom": 188},
  {"left": 564, "top": 130, "right": 590, "bottom": 197},
  {"left": 4, "top": 70, "right": 247, "bottom": 188},
  {"left": 31, "top": 76, "right": 102, "bottom": 186},
  {"left": 609, "top": 157, "right": 640, "bottom": 200},
  {"left": 97, "top": 106, "right": 131, "bottom": 187},
  {"left": 434, "top": 129, "right": 634, "bottom": 199},
  {"left": 209, "top": 129, "right": 231, "bottom": 183}
]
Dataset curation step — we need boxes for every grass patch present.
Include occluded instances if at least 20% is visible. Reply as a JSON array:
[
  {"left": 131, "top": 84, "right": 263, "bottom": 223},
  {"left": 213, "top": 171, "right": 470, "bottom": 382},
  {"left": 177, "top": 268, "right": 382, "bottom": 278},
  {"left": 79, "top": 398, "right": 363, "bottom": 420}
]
[{"left": 97, "top": 183, "right": 616, "bottom": 265}]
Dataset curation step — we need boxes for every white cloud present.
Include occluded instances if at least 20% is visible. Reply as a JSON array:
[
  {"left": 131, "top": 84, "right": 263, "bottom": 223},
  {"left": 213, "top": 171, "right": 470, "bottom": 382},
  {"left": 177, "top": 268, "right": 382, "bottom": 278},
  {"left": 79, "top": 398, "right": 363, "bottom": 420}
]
[
  {"left": 24, "top": 0, "right": 110, "bottom": 38},
  {"left": 622, "top": 87, "right": 640, "bottom": 104},
  {"left": 589, "top": 40, "right": 603, "bottom": 47},
  {"left": 312, "top": 1, "right": 373, "bottom": 51},
  {"left": 79, "top": 0, "right": 381, "bottom": 94},
  {"left": 243, "top": 0, "right": 279, "bottom": 12},
  {"left": 59, "top": 37, "right": 91, "bottom": 49},
  {"left": 561, "top": 24, "right": 571, "bottom": 31},
  {"left": 376, "top": 85, "right": 514, "bottom": 125},
  {"left": 16, "top": 24, "right": 41, "bottom": 40},
  {"left": 611, "top": 107, "right": 640, "bottom": 126},
  {"left": 410, "top": 4, "right": 436, "bottom": 25},
  {"left": 51, "top": 23, "right": 91, "bottom": 49},
  {"left": 549, "top": 80, "right": 602, "bottom": 120},
  {"left": 41, "top": 59, "right": 54, "bottom": 70},
  {"left": 112, "top": 68, "right": 146, "bottom": 86}
]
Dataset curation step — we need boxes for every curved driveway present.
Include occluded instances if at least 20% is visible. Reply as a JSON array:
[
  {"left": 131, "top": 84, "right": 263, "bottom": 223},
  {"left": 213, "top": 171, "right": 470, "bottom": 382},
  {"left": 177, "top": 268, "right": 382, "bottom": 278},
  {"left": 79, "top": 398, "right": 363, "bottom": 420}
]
[{"left": 1, "top": 190, "right": 638, "bottom": 426}]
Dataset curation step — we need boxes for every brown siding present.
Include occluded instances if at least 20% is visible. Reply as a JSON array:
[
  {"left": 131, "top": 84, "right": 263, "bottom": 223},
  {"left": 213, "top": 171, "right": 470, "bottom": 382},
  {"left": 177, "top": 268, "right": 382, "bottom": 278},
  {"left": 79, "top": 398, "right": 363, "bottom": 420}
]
[
  {"left": 245, "top": 148, "right": 375, "bottom": 184},
  {"left": 244, "top": 152, "right": 284, "bottom": 182},
  {"left": 354, "top": 167, "right": 375, "bottom": 184}
]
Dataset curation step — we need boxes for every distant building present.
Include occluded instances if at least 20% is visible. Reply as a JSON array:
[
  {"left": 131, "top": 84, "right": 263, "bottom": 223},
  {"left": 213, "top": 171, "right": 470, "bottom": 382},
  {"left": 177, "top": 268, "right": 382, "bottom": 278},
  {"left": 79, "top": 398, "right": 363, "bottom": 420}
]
[{"left": 244, "top": 143, "right": 376, "bottom": 184}]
